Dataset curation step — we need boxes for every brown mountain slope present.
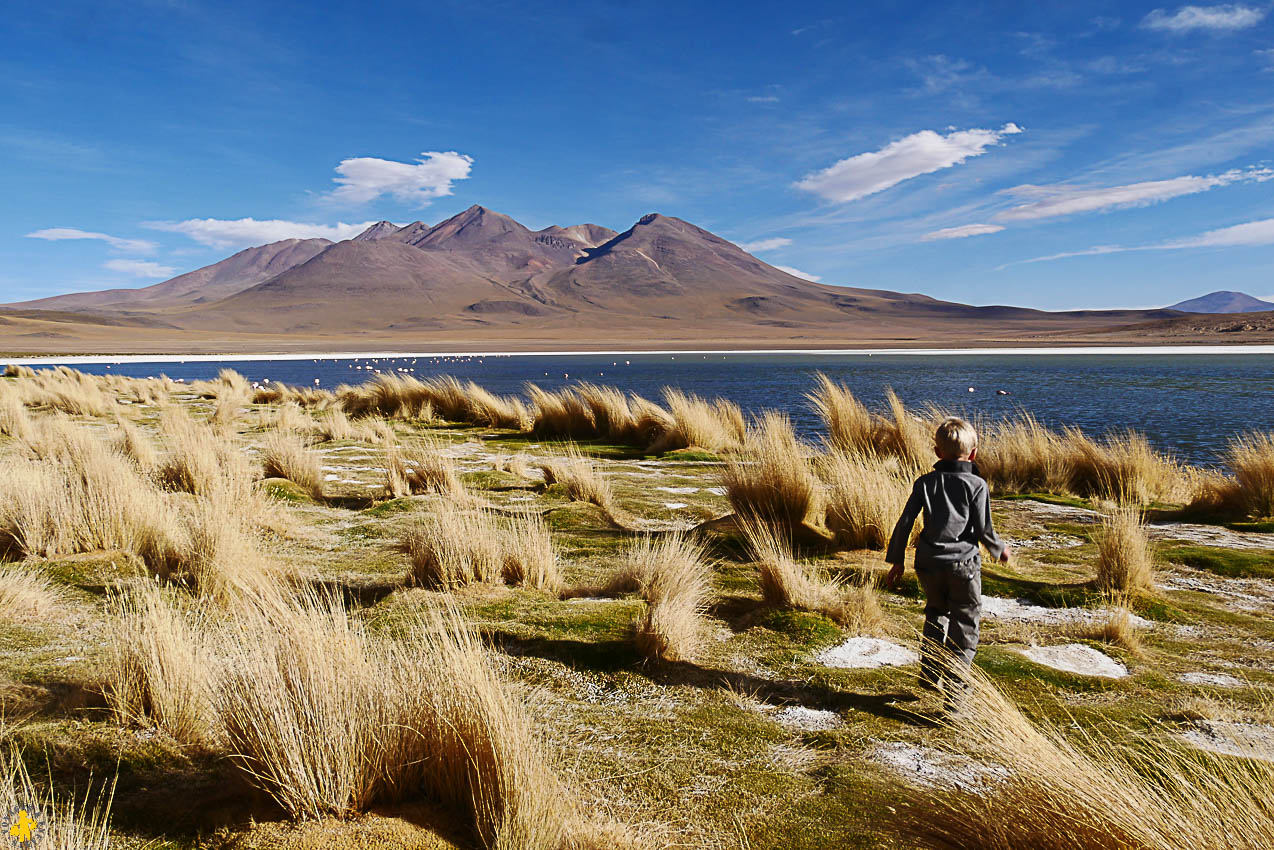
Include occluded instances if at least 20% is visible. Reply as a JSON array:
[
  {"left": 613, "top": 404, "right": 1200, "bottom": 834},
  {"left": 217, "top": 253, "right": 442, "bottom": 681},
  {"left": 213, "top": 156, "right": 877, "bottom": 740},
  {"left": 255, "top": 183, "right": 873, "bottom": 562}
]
[
  {"left": 177, "top": 238, "right": 556, "bottom": 334},
  {"left": 9, "top": 238, "right": 331, "bottom": 312},
  {"left": 401, "top": 205, "right": 586, "bottom": 276}
]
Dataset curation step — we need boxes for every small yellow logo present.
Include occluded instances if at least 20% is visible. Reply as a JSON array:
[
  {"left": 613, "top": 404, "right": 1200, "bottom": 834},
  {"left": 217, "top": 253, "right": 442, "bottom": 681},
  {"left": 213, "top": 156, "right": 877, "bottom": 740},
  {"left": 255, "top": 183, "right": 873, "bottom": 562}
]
[{"left": 6, "top": 808, "right": 40, "bottom": 845}]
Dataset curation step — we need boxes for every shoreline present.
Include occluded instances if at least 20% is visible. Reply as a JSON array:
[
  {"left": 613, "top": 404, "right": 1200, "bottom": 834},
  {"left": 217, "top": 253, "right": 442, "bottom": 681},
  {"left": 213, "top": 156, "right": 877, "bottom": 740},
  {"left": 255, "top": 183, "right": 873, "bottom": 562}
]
[{"left": 5, "top": 344, "right": 1274, "bottom": 365}]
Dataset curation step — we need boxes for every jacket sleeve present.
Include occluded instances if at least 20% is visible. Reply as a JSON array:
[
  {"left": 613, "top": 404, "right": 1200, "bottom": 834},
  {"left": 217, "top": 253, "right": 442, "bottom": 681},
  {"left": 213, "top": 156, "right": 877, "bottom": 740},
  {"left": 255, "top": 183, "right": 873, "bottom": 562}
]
[
  {"left": 885, "top": 480, "right": 924, "bottom": 566},
  {"left": 972, "top": 482, "right": 1006, "bottom": 560}
]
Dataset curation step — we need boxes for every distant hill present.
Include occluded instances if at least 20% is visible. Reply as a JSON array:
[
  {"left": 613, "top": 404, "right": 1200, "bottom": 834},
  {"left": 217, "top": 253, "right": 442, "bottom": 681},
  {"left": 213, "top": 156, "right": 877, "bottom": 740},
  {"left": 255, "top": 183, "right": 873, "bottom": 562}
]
[
  {"left": 1168, "top": 291, "right": 1274, "bottom": 313},
  {"left": 14, "top": 238, "right": 331, "bottom": 312}
]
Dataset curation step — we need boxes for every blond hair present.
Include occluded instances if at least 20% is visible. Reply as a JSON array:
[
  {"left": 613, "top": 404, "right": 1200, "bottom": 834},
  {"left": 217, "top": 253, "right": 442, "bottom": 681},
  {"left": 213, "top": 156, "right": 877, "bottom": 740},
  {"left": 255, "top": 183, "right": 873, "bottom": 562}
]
[{"left": 935, "top": 417, "right": 977, "bottom": 460}]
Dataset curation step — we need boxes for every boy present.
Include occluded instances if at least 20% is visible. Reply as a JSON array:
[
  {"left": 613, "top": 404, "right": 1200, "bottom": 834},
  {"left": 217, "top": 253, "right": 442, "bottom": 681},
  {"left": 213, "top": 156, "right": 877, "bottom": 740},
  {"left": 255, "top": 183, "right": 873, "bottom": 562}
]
[{"left": 884, "top": 417, "right": 1009, "bottom": 695}]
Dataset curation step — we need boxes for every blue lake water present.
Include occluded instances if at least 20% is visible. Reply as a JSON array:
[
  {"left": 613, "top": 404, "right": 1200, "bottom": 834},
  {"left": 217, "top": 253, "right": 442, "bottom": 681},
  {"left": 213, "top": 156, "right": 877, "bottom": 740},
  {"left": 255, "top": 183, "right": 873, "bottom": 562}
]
[{"left": 33, "top": 352, "right": 1274, "bottom": 467}]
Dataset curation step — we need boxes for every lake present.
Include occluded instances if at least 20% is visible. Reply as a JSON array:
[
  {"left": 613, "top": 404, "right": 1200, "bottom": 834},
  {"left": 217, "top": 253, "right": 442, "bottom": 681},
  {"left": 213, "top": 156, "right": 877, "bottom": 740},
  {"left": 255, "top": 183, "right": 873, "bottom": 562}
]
[{"left": 22, "top": 352, "right": 1274, "bottom": 467}]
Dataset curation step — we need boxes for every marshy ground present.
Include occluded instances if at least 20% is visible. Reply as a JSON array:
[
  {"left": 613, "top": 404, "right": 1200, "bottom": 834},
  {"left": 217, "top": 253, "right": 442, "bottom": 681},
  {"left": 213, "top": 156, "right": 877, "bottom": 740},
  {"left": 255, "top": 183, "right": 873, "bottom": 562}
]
[{"left": 1, "top": 367, "right": 1273, "bottom": 849}]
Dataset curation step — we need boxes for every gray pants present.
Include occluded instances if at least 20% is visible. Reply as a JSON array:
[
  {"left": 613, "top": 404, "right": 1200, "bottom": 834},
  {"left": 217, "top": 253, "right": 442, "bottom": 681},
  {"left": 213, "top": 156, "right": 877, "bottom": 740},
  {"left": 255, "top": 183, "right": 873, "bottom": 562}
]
[{"left": 916, "top": 559, "right": 982, "bottom": 686}]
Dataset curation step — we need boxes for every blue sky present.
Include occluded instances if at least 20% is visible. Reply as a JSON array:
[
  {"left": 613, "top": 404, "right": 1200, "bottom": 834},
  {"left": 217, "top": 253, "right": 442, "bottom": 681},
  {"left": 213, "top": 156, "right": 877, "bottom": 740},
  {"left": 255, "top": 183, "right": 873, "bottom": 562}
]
[{"left": 3, "top": 0, "right": 1273, "bottom": 310}]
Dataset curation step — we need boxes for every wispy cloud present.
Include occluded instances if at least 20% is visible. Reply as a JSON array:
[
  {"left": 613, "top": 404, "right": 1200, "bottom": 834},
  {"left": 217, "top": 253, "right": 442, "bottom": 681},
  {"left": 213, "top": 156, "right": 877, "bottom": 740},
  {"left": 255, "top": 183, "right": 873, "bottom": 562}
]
[
  {"left": 1142, "top": 4, "right": 1266, "bottom": 32},
  {"left": 995, "top": 167, "right": 1271, "bottom": 222},
  {"left": 795, "top": 124, "right": 1023, "bottom": 204},
  {"left": 921, "top": 223, "right": 1005, "bottom": 241},
  {"left": 326, "top": 151, "right": 473, "bottom": 206},
  {"left": 144, "top": 218, "right": 377, "bottom": 249},
  {"left": 774, "top": 265, "right": 821, "bottom": 282},
  {"left": 25, "top": 227, "right": 157, "bottom": 254},
  {"left": 1001, "top": 217, "right": 1274, "bottom": 268},
  {"left": 103, "top": 258, "right": 176, "bottom": 278},
  {"left": 746, "top": 95, "right": 780, "bottom": 103},
  {"left": 737, "top": 236, "right": 792, "bottom": 252}
]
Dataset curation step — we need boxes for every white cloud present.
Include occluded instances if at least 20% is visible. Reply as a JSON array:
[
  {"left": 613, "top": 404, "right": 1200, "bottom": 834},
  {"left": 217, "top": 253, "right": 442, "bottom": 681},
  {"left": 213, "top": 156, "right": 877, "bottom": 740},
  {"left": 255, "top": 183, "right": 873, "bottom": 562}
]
[
  {"left": 103, "top": 259, "right": 176, "bottom": 278},
  {"left": 737, "top": 237, "right": 793, "bottom": 253},
  {"left": 1164, "top": 217, "right": 1274, "bottom": 248},
  {"left": 1001, "top": 216, "right": 1274, "bottom": 268},
  {"left": 996, "top": 168, "right": 1271, "bottom": 221},
  {"left": 921, "top": 223, "right": 1005, "bottom": 241},
  {"left": 795, "top": 123, "right": 1023, "bottom": 203},
  {"left": 25, "top": 227, "right": 156, "bottom": 254},
  {"left": 327, "top": 150, "right": 473, "bottom": 206},
  {"left": 144, "top": 218, "right": 377, "bottom": 249},
  {"left": 1142, "top": 4, "right": 1266, "bottom": 31},
  {"left": 774, "top": 265, "right": 821, "bottom": 282}
]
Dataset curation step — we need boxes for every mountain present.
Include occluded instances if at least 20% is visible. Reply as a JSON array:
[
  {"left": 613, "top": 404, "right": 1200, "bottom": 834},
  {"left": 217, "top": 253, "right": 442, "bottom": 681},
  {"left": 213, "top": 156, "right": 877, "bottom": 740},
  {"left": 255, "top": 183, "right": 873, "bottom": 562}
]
[
  {"left": 352, "top": 221, "right": 403, "bottom": 241},
  {"left": 11, "top": 238, "right": 331, "bottom": 311},
  {"left": 1168, "top": 291, "right": 1274, "bottom": 313},
  {"left": 1, "top": 204, "right": 1216, "bottom": 351}
]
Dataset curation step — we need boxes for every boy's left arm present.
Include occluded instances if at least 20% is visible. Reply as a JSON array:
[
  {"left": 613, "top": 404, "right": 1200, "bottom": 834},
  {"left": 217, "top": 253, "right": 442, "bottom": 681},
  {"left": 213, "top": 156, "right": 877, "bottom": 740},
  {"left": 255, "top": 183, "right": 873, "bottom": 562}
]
[
  {"left": 973, "top": 483, "right": 1010, "bottom": 563},
  {"left": 884, "top": 482, "right": 924, "bottom": 587}
]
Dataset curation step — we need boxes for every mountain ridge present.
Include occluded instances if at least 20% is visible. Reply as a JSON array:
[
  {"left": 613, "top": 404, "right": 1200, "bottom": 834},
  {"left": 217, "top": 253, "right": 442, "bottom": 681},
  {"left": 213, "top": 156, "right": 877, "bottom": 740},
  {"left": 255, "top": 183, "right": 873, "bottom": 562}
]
[{"left": 1168, "top": 290, "right": 1274, "bottom": 314}]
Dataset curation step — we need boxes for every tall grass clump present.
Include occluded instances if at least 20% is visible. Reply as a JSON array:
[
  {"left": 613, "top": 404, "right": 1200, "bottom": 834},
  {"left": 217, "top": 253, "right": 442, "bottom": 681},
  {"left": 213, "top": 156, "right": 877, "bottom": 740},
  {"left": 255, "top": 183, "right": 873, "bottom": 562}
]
[
  {"left": 632, "top": 534, "right": 713, "bottom": 662},
  {"left": 20, "top": 366, "right": 111, "bottom": 416},
  {"left": 113, "top": 416, "right": 158, "bottom": 474},
  {"left": 103, "top": 582, "right": 218, "bottom": 746},
  {"left": 1226, "top": 431, "right": 1274, "bottom": 519},
  {"left": 977, "top": 414, "right": 1070, "bottom": 495},
  {"left": 807, "top": 372, "right": 876, "bottom": 456},
  {"left": 402, "top": 504, "right": 506, "bottom": 588},
  {"left": 2, "top": 423, "right": 186, "bottom": 572},
  {"left": 215, "top": 593, "right": 572, "bottom": 847},
  {"left": 261, "top": 430, "right": 324, "bottom": 499},
  {"left": 527, "top": 384, "right": 597, "bottom": 439},
  {"left": 653, "top": 389, "right": 746, "bottom": 454},
  {"left": 1066, "top": 428, "right": 1183, "bottom": 504},
  {"left": 177, "top": 497, "right": 287, "bottom": 603},
  {"left": 740, "top": 518, "right": 883, "bottom": 633},
  {"left": 314, "top": 407, "right": 378, "bottom": 443},
  {"left": 0, "top": 384, "right": 32, "bottom": 441},
  {"left": 1, "top": 752, "right": 113, "bottom": 850},
  {"left": 0, "top": 565, "right": 61, "bottom": 622},
  {"left": 1094, "top": 503, "right": 1155, "bottom": 595},
  {"left": 537, "top": 445, "right": 619, "bottom": 519},
  {"left": 155, "top": 408, "right": 257, "bottom": 505},
  {"left": 720, "top": 412, "right": 822, "bottom": 527},
  {"left": 384, "top": 437, "right": 465, "bottom": 499},
  {"left": 821, "top": 451, "right": 914, "bottom": 550},
  {"left": 892, "top": 660, "right": 1274, "bottom": 850},
  {"left": 500, "top": 511, "right": 561, "bottom": 592}
]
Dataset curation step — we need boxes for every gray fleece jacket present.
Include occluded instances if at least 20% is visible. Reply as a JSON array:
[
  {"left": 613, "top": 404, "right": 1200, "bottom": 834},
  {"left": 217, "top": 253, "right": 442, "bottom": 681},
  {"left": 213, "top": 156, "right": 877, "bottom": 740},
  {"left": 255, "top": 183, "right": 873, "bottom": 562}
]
[{"left": 885, "top": 459, "right": 1006, "bottom": 570}]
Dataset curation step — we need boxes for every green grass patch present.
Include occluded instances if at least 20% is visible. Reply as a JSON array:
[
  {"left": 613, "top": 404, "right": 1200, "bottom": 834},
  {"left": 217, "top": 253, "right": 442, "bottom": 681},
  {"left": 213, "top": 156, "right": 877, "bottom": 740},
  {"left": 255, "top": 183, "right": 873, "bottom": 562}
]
[
  {"left": 260, "top": 478, "right": 314, "bottom": 504},
  {"left": 1159, "top": 544, "right": 1274, "bottom": 578},
  {"left": 361, "top": 496, "right": 417, "bottom": 517},
  {"left": 1002, "top": 492, "right": 1092, "bottom": 510},
  {"left": 757, "top": 609, "right": 843, "bottom": 647}
]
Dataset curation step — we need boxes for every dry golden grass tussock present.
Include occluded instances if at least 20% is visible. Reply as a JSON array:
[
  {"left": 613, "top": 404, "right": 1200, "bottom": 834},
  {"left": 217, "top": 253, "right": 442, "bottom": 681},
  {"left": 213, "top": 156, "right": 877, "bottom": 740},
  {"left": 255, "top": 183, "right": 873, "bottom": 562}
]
[
  {"left": 977, "top": 413, "right": 1070, "bottom": 495},
  {"left": 104, "top": 581, "right": 219, "bottom": 746},
  {"left": 1, "top": 752, "right": 113, "bottom": 850},
  {"left": 807, "top": 372, "right": 876, "bottom": 456},
  {"left": 2, "top": 423, "right": 187, "bottom": 573},
  {"left": 176, "top": 495, "right": 291, "bottom": 603},
  {"left": 402, "top": 503, "right": 505, "bottom": 588},
  {"left": 19, "top": 365, "right": 112, "bottom": 417},
  {"left": 1065, "top": 428, "right": 1184, "bottom": 504},
  {"left": 500, "top": 511, "right": 561, "bottom": 592},
  {"left": 384, "top": 437, "right": 466, "bottom": 499},
  {"left": 654, "top": 388, "right": 746, "bottom": 454},
  {"left": 1226, "top": 431, "right": 1274, "bottom": 519},
  {"left": 260, "top": 430, "right": 325, "bottom": 499},
  {"left": 879, "top": 389, "right": 939, "bottom": 470},
  {"left": 0, "top": 384, "right": 33, "bottom": 441},
  {"left": 1064, "top": 601, "right": 1144, "bottom": 657},
  {"left": 113, "top": 415, "right": 157, "bottom": 473},
  {"left": 1094, "top": 502, "right": 1155, "bottom": 595},
  {"left": 3, "top": 364, "right": 36, "bottom": 378},
  {"left": 821, "top": 450, "right": 914, "bottom": 550},
  {"left": 216, "top": 593, "right": 573, "bottom": 848},
  {"left": 720, "top": 412, "right": 822, "bottom": 527},
  {"left": 537, "top": 445, "right": 617, "bottom": 515},
  {"left": 155, "top": 408, "right": 257, "bottom": 504},
  {"left": 632, "top": 534, "right": 713, "bottom": 662},
  {"left": 893, "top": 659, "right": 1274, "bottom": 850},
  {"left": 461, "top": 380, "right": 530, "bottom": 430},
  {"left": 0, "top": 565, "right": 61, "bottom": 622},
  {"left": 313, "top": 407, "right": 379, "bottom": 443},
  {"left": 527, "top": 383, "right": 598, "bottom": 439}
]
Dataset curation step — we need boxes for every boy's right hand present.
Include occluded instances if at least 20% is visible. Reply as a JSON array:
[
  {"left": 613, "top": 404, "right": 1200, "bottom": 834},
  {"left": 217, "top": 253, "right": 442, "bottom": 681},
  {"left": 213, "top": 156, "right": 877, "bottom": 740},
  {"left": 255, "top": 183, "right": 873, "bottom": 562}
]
[
  {"left": 884, "top": 562, "right": 904, "bottom": 589},
  {"left": 999, "top": 546, "right": 1012, "bottom": 565}
]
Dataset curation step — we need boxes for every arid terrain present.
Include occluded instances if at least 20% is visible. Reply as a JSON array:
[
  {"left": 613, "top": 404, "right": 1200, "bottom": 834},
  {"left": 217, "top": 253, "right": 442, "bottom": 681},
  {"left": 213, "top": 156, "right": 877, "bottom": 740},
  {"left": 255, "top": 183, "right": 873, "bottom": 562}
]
[
  {"left": 2, "top": 366, "right": 1273, "bottom": 849},
  {"left": 9, "top": 207, "right": 1269, "bottom": 356}
]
